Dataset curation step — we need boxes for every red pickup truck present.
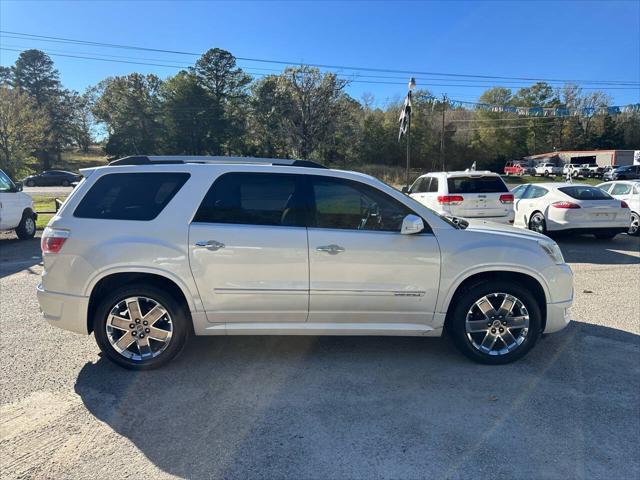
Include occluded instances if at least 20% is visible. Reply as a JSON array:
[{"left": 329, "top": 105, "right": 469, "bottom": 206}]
[{"left": 504, "top": 161, "right": 530, "bottom": 176}]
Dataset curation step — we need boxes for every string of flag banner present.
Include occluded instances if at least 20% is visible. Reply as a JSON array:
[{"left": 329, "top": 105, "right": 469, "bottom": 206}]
[
  {"left": 427, "top": 96, "right": 640, "bottom": 117},
  {"left": 398, "top": 89, "right": 639, "bottom": 142}
]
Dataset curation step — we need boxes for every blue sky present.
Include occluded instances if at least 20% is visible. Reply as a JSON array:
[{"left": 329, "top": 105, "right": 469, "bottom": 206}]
[{"left": 1, "top": 0, "right": 639, "bottom": 106}]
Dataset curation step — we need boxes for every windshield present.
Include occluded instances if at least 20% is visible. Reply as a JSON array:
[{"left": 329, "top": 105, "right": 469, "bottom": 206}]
[
  {"left": 559, "top": 186, "right": 612, "bottom": 200},
  {"left": 0, "top": 170, "right": 16, "bottom": 192}
]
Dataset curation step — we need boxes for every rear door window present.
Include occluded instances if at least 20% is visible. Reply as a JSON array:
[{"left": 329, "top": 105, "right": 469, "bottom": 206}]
[
  {"left": 410, "top": 177, "right": 428, "bottom": 193},
  {"left": 193, "top": 172, "right": 306, "bottom": 227},
  {"left": 74, "top": 172, "right": 190, "bottom": 220},
  {"left": 525, "top": 186, "right": 549, "bottom": 199},
  {"left": 511, "top": 185, "right": 528, "bottom": 199},
  {"left": 447, "top": 176, "right": 508, "bottom": 194},
  {"left": 558, "top": 186, "right": 612, "bottom": 200},
  {"left": 611, "top": 183, "right": 632, "bottom": 195}
]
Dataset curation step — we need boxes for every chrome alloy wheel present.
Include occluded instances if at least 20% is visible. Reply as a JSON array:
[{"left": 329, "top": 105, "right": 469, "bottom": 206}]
[
  {"left": 529, "top": 214, "right": 545, "bottom": 234},
  {"left": 24, "top": 217, "right": 36, "bottom": 236},
  {"left": 105, "top": 296, "right": 173, "bottom": 361},
  {"left": 629, "top": 213, "right": 640, "bottom": 236},
  {"left": 465, "top": 293, "right": 530, "bottom": 356}
]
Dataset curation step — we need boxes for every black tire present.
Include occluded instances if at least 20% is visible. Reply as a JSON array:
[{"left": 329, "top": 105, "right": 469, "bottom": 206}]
[
  {"left": 93, "top": 284, "right": 190, "bottom": 370},
  {"left": 528, "top": 212, "right": 547, "bottom": 235},
  {"left": 61, "top": 179, "right": 70, "bottom": 187},
  {"left": 543, "top": 171, "right": 549, "bottom": 177},
  {"left": 447, "top": 281, "right": 542, "bottom": 365},
  {"left": 25, "top": 179, "right": 35, "bottom": 187},
  {"left": 594, "top": 232, "right": 617, "bottom": 240},
  {"left": 15, "top": 212, "right": 36, "bottom": 240},
  {"left": 629, "top": 212, "right": 640, "bottom": 236}
]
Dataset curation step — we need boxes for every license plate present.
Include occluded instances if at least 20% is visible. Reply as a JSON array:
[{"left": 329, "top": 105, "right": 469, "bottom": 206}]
[{"left": 593, "top": 213, "right": 610, "bottom": 218}]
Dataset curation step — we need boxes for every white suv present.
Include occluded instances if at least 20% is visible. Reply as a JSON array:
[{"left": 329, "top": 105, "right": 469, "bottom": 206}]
[
  {"left": 407, "top": 171, "right": 515, "bottom": 225},
  {"left": 534, "top": 163, "right": 562, "bottom": 177},
  {"left": 37, "top": 157, "right": 573, "bottom": 369}
]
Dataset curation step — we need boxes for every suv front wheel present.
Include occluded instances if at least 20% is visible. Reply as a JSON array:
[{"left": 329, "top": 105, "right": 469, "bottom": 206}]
[
  {"left": 448, "top": 281, "right": 542, "bottom": 364},
  {"left": 93, "top": 285, "right": 190, "bottom": 370}
]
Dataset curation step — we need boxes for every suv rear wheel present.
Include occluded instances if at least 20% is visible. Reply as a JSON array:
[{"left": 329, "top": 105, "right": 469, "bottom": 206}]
[
  {"left": 448, "top": 281, "right": 542, "bottom": 364},
  {"left": 93, "top": 285, "right": 190, "bottom": 370}
]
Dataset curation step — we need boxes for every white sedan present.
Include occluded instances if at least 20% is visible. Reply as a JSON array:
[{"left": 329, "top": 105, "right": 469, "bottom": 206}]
[
  {"left": 511, "top": 183, "right": 630, "bottom": 239},
  {"left": 597, "top": 180, "right": 640, "bottom": 236}
]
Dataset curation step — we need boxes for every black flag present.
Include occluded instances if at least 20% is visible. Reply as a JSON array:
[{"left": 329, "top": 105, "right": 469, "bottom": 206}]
[{"left": 398, "top": 91, "right": 412, "bottom": 141}]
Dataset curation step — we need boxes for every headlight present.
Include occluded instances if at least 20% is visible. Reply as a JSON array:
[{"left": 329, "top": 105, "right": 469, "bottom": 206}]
[{"left": 538, "top": 240, "right": 565, "bottom": 265}]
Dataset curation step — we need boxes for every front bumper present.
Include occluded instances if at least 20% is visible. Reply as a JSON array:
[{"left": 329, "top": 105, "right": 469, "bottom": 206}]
[
  {"left": 36, "top": 283, "right": 89, "bottom": 335},
  {"left": 544, "top": 300, "right": 572, "bottom": 333}
]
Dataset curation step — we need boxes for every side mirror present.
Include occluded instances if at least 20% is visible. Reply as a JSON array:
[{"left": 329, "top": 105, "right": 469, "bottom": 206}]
[
  {"left": 401, "top": 186, "right": 410, "bottom": 194},
  {"left": 14, "top": 181, "right": 23, "bottom": 192},
  {"left": 401, "top": 214, "right": 424, "bottom": 235}
]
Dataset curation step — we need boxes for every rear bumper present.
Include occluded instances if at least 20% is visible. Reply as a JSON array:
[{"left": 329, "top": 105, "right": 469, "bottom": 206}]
[
  {"left": 36, "top": 283, "right": 89, "bottom": 335},
  {"left": 549, "top": 226, "right": 628, "bottom": 235},
  {"left": 475, "top": 214, "right": 515, "bottom": 225}
]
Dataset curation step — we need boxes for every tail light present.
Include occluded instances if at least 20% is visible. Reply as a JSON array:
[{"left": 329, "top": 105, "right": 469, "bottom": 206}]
[
  {"left": 499, "top": 194, "right": 514, "bottom": 204},
  {"left": 551, "top": 201, "right": 581, "bottom": 209},
  {"left": 437, "top": 195, "right": 464, "bottom": 205},
  {"left": 621, "top": 201, "right": 629, "bottom": 209},
  {"left": 41, "top": 227, "right": 70, "bottom": 254}
]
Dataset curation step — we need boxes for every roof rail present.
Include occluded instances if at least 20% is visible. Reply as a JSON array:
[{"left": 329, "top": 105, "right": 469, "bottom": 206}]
[{"left": 108, "top": 155, "right": 327, "bottom": 169}]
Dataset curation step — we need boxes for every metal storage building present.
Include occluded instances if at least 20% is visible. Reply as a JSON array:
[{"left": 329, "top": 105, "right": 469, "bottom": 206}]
[{"left": 525, "top": 150, "right": 636, "bottom": 167}]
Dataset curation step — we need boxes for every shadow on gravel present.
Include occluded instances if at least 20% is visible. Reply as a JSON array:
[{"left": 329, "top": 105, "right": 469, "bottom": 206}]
[
  {"left": 556, "top": 234, "right": 640, "bottom": 265},
  {"left": 0, "top": 236, "right": 42, "bottom": 278},
  {"left": 75, "top": 322, "right": 640, "bottom": 479}
]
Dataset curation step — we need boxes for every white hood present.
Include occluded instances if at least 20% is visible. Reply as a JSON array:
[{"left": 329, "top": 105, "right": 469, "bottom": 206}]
[{"left": 465, "top": 219, "right": 549, "bottom": 242}]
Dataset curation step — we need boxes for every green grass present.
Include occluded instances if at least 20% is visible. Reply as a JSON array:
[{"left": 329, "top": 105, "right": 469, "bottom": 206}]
[
  {"left": 502, "top": 175, "right": 603, "bottom": 186},
  {"left": 19, "top": 146, "right": 108, "bottom": 177},
  {"left": 32, "top": 194, "right": 68, "bottom": 230},
  {"left": 58, "top": 147, "right": 109, "bottom": 170}
]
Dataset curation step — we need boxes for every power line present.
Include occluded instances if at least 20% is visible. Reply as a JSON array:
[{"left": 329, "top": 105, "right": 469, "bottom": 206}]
[
  {"left": 2, "top": 47, "right": 638, "bottom": 92},
  {"left": 2, "top": 30, "right": 638, "bottom": 86},
  {"left": 4, "top": 37, "right": 633, "bottom": 88}
]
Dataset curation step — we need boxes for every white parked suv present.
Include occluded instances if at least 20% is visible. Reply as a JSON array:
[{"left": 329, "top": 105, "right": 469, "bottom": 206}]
[
  {"left": 407, "top": 171, "right": 515, "bottom": 224},
  {"left": 37, "top": 157, "right": 573, "bottom": 369},
  {"left": 0, "top": 169, "right": 37, "bottom": 239},
  {"left": 534, "top": 163, "right": 562, "bottom": 177}
]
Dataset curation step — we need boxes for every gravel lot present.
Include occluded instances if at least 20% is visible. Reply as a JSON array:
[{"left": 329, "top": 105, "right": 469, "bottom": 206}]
[{"left": 1, "top": 232, "right": 639, "bottom": 479}]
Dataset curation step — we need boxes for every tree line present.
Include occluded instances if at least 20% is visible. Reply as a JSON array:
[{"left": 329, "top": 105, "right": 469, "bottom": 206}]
[{"left": 1, "top": 48, "right": 638, "bottom": 179}]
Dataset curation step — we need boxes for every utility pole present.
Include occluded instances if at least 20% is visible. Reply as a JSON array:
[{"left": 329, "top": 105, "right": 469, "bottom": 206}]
[
  {"left": 406, "top": 102, "right": 411, "bottom": 188},
  {"left": 440, "top": 94, "right": 448, "bottom": 171}
]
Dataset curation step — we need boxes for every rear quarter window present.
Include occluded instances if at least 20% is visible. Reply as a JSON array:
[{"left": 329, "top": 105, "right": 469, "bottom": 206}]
[
  {"left": 74, "top": 172, "right": 190, "bottom": 220},
  {"left": 558, "top": 186, "right": 611, "bottom": 201},
  {"left": 447, "top": 176, "right": 508, "bottom": 194}
]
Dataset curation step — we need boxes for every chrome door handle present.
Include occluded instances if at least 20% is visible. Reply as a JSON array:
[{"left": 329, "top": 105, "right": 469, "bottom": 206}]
[
  {"left": 316, "top": 244, "right": 345, "bottom": 255},
  {"left": 195, "top": 240, "right": 225, "bottom": 251}
]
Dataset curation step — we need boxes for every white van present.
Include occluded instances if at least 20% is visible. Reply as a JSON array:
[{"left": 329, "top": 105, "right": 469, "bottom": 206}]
[{"left": 0, "top": 169, "right": 37, "bottom": 239}]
